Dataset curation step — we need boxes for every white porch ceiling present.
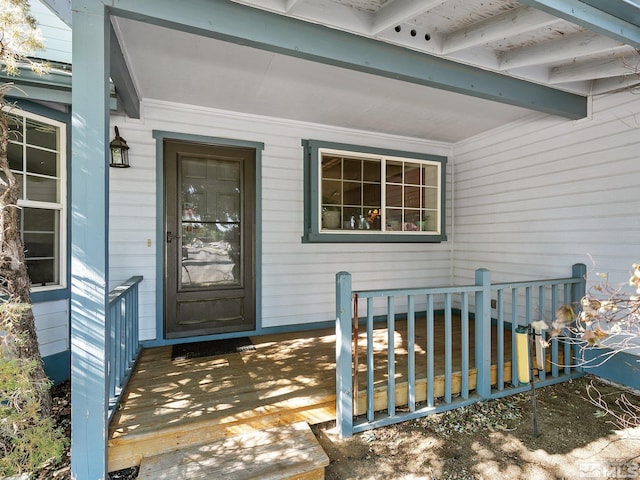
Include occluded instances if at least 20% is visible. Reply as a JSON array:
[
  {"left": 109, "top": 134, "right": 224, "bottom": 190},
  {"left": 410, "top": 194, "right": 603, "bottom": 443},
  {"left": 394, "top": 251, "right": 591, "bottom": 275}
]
[{"left": 113, "top": 17, "right": 536, "bottom": 143}]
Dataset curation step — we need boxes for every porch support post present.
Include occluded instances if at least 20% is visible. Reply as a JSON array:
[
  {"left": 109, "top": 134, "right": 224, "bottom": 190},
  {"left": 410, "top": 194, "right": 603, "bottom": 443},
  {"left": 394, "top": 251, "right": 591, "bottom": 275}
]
[
  {"left": 336, "top": 271, "right": 353, "bottom": 438},
  {"left": 70, "top": 1, "right": 111, "bottom": 479},
  {"left": 474, "top": 268, "right": 492, "bottom": 398},
  {"left": 571, "top": 263, "right": 587, "bottom": 374},
  {"left": 571, "top": 263, "right": 587, "bottom": 307}
]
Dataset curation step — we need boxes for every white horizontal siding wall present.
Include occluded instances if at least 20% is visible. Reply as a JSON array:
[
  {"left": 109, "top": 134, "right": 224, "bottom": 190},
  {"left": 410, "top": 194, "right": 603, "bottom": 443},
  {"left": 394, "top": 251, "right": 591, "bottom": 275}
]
[
  {"left": 110, "top": 99, "right": 453, "bottom": 339},
  {"left": 33, "top": 300, "right": 69, "bottom": 357},
  {"left": 453, "top": 91, "right": 640, "bottom": 289}
]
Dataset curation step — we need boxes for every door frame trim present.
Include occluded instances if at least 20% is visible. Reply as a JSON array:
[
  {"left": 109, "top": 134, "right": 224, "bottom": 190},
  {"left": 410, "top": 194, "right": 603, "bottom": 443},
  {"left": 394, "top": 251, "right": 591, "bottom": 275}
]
[{"left": 152, "top": 130, "right": 264, "bottom": 345}]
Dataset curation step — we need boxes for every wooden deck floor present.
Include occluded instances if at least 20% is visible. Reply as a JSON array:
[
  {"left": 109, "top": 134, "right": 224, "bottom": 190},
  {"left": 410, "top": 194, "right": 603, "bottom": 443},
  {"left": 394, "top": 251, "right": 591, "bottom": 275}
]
[{"left": 108, "top": 318, "right": 514, "bottom": 472}]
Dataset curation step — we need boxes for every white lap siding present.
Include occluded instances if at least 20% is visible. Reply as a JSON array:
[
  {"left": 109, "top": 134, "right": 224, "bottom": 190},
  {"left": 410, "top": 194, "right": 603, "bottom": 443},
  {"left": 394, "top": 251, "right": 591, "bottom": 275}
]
[
  {"left": 110, "top": 99, "right": 453, "bottom": 338},
  {"left": 453, "top": 91, "right": 640, "bottom": 289}
]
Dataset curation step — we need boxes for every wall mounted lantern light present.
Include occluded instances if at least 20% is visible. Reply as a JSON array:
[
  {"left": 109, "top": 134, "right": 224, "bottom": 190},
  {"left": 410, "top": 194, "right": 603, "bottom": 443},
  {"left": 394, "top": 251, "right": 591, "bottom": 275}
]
[{"left": 109, "top": 126, "right": 130, "bottom": 168}]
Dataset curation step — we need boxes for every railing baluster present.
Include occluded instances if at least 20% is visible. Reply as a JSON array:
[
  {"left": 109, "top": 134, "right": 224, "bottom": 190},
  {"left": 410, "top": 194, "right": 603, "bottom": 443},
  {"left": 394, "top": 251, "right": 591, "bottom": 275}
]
[
  {"left": 461, "top": 292, "right": 469, "bottom": 399},
  {"left": 408, "top": 295, "right": 416, "bottom": 412},
  {"left": 367, "top": 297, "right": 374, "bottom": 422},
  {"left": 538, "top": 286, "right": 546, "bottom": 381},
  {"left": 551, "top": 284, "right": 559, "bottom": 377},
  {"left": 511, "top": 288, "right": 518, "bottom": 386},
  {"left": 387, "top": 296, "right": 396, "bottom": 417},
  {"left": 564, "top": 283, "right": 572, "bottom": 374},
  {"left": 427, "top": 294, "right": 434, "bottom": 408},
  {"left": 496, "top": 288, "right": 504, "bottom": 391},
  {"left": 444, "top": 293, "right": 452, "bottom": 404}
]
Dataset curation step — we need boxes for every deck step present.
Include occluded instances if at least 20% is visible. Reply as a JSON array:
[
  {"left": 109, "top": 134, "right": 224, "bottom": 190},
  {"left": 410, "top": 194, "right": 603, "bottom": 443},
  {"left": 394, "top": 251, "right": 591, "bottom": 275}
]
[{"left": 137, "top": 421, "right": 329, "bottom": 480}]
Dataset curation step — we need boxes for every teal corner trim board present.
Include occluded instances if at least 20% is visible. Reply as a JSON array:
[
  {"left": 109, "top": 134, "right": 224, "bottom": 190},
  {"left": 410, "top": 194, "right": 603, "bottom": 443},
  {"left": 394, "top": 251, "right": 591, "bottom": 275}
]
[{"left": 44, "top": 350, "right": 71, "bottom": 385}]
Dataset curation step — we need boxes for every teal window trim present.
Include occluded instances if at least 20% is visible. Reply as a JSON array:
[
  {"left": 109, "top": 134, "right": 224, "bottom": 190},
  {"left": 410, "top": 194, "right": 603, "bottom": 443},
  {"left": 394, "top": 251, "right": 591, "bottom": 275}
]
[
  {"left": 302, "top": 139, "right": 447, "bottom": 243},
  {"left": 9, "top": 99, "right": 71, "bottom": 301}
]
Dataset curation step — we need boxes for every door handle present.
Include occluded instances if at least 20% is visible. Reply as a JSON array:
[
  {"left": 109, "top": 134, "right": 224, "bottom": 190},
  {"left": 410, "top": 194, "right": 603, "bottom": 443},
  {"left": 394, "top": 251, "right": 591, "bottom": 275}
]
[{"left": 167, "top": 231, "right": 180, "bottom": 243}]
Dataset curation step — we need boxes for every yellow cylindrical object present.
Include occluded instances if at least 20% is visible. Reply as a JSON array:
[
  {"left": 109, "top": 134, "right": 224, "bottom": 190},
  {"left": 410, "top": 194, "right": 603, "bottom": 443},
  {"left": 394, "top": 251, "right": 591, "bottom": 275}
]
[{"left": 515, "top": 327, "right": 530, "bottom": 384}]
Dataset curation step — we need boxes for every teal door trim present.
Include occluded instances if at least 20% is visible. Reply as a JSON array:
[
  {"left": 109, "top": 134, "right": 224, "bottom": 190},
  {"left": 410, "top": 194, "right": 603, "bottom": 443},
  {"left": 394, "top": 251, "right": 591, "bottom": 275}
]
[{"left": 152, "top": 130, "right": 264, "bottom": 345}]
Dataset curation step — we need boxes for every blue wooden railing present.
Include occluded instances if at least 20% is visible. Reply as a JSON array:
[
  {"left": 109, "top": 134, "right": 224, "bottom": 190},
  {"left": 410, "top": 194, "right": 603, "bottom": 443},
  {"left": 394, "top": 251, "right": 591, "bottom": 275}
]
[
  {"left": 335, "top": 265, "right": 586, "bottom": 437},
  {"left": 107, "top": 275, "right": 143, "bottom": 421}
]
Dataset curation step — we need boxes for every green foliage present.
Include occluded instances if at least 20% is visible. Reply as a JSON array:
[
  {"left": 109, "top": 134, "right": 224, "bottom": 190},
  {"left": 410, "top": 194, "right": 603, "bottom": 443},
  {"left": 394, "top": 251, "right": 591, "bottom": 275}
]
[
  {"left": 0, "top": 307, "right": 67, "bottom": 477},
  {"left": 0, "top": 0, "right": 49, "bottom": 76}
]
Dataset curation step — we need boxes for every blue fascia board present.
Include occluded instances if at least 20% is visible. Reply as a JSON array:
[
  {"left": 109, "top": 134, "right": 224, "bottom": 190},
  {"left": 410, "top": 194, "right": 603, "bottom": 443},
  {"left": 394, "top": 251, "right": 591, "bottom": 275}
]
[
  {"left": 520, "top": 0, "right": 640, "bottom": 49},
  {"left": 107, "top": 0, "right": 587, "bottom": 119},
  {"left": 581, "top": 0, "right": 640, "bottom": 28}
]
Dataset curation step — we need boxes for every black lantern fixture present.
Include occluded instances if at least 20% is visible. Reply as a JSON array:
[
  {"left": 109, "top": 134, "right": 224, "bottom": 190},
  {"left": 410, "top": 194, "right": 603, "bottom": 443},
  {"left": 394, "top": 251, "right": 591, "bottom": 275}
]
[{"left": 109, "top": 126, "right": 130, "bottom": 168}]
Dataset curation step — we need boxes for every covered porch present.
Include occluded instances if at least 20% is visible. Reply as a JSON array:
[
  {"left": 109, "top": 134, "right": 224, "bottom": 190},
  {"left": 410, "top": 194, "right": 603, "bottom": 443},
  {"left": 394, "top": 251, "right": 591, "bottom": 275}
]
[
  {"left": 54, "top": 0, "right": 640, "bottom": 478},
  {"left": 108, "top": 313, "right": 567, "bottom": 476}
]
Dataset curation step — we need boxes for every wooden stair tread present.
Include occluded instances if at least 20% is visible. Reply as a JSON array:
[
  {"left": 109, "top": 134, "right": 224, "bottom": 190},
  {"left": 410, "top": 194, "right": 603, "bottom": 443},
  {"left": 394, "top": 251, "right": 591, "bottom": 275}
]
[{"left": 137, "top": 421, "right": 329, "bottom": 480}]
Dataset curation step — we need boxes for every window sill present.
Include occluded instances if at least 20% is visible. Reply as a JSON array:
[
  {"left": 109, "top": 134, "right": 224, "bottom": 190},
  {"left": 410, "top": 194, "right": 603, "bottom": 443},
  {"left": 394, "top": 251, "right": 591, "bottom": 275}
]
[{"left": 302, "top": 232, "right": 446, "bottom": 243}]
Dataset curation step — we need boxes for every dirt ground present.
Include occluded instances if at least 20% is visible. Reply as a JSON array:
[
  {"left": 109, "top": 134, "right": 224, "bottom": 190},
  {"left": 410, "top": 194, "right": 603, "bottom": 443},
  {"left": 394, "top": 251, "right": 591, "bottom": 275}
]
[
  {"left": 42, "top": 375, "right": 640, "bottom": 479},
  {"left": 312, "top": 375, "right": 640, "bottom": 480}
]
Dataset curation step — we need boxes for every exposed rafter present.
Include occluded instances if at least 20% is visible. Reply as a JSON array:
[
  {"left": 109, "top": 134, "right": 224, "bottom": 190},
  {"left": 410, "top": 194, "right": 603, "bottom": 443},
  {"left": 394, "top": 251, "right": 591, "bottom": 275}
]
[
  {"left": 499, "top": 31, "right": 627, "bottom": 70},
  {"left": 442, "top": 6, "right": 561, "bottom": 55},
  {"left": 550, "top": 53, "right": 640, "bottom": 83},
  {"left": 108, "top": 0, "right": 587, "bottom": 119},
  {"left": 519, "top": 0, "right": 640, "bottom": 48},
  {"left": 371, "top": 0, "right": 446, "bottom": 35}
]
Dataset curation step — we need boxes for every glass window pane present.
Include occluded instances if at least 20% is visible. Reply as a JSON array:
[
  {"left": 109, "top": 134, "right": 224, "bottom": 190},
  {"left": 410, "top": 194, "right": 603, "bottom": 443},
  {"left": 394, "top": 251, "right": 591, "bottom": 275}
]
[
  {"left": 423, "top": 164, "right": 438, "bottom": 186},
  {"left": 181, "top": 223, "right": 241, "bottom": 288},
  {"left": 362, "top": 183, "right": 381, "bottom": 206},
  {"left": 26, "top": 147, "right": 57, "bottom": 176},
  {"left": 423, "top": 187, "right": 438, "bottom": 209},
  {"left": 24, "top": 232, "right": 55, "bottom": 257},
  {"left": 26, "top": 175, "right": 57, "bottom": 202},
  {"left": 27, "top": 259, "right": 56, "bottom": 286},
  {"left": 362, "top": 161, "right": 380, "bottom": 182},
  {"left": 322, "top": 207, "right": 341, "bottom": 229},
  {"left": 343, "top": 158, "right": 361, "bottom": 181},
  {"left": 404, "top": 185, "right": 421, "bottom": 208},
  {"left": 386, "top": 161, "right": 403, "bottom": 183},
  {"left": 322, "top": 179, "right": 342, "bottom": 205},
  {"left": 8, "top": 142, "right": 22, "bottom": 171},
  {"left": 24, "top": 208, "right": 56, "bottom": 231},
  {"left": 386, "top": 184, "right": 402, "bottom": 207},
  {"left": 343, "top": 182, "right": 361, "bottom": 205},
  {"left": 26, "top": 118, "right": 57, "bottom": 150},
  {"left": 404, "top": 163, "right": 421, "bottom": 185},
  {"left": 386, "top": 208, "right": 402, "bottom": 231},
  {"left": 322, "top": 156, "right": 342, "bottom": 179}
]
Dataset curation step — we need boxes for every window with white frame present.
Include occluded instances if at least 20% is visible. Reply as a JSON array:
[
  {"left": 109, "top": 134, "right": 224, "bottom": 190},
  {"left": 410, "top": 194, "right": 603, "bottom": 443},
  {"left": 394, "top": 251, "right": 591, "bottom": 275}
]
[
  {"left": 303, "top": 140, "right": 447, "bottom": 243},
  {"left": 8, "top": 109, "right": 66, "bottom": 289}
]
